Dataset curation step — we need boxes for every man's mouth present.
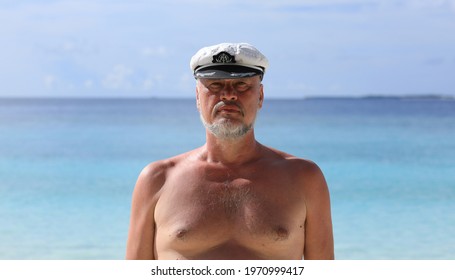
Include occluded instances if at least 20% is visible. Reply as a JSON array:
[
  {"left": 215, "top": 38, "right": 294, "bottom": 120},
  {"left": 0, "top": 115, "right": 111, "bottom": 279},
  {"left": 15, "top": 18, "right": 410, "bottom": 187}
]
[
  {"left": 214, "top": 102, "right": 244, "bottom": 116},
  {"left": 218, "top": 106, "right": 240, "bottom": 113}
]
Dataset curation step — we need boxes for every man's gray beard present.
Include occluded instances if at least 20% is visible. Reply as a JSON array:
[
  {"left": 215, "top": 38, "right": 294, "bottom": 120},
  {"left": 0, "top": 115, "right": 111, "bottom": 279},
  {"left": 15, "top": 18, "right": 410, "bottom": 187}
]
[{"left": 200, "top": 113, "right": 254, "bottom": 140}]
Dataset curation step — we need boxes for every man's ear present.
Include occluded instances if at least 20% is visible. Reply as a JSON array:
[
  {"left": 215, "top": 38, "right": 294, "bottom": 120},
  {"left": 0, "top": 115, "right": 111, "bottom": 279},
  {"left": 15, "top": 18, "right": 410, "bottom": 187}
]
[
  {"left": 258, "top": 84, "right": 264, "bottom": 109},
  {"left": 196, "top": 85, "right": 201, "bottom": 110}
]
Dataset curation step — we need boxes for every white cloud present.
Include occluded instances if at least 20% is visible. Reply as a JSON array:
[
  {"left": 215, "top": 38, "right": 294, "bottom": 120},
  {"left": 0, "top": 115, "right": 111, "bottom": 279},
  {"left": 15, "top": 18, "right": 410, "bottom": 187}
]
[
  {"left": 153, "top": 74, "right": 165, "bottom": 83},
  {"left": 286, "top": 82, "right": 317, "bottom": 93},
  {"left": 102, "top": 64, "right": 134, "bottom": 90},
  {"left": 142, "top": 77, "right": 154, "bottom": 91},
  {"left": 1, "top": 0, "right": 454, "bottom": 98},
  {"left": 84, "top": 79, "right": 94, "bottom": 89},
  {"left": 44, "top": 74, "right": 56, "bottom": 89},
  {"left": 141, "top": 46, "right": 168, "bottom": 57},
  {"left": 180, "top": 73, "right": 192, "bottom": 83},
  {"left": 405, "top": 0, "right": 455, "bottom": 9},
  {"left": 61, "top": 41, "right": 75, "bottom": 52},
  {"left": 329, "top": 84, "right": 342, "bottom": 92},
  {"left": 177, "top": 73, "right": 194, "bottom": 91},
  {"left": 251, "top": 0, "right": 455, "bottom": 16}
]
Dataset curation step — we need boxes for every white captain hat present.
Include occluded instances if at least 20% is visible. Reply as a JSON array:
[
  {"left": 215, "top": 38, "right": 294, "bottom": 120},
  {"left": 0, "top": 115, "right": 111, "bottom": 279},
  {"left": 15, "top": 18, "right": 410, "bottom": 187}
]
[{"left": 190, "top": 43, "right": 269, "bottom": 79}]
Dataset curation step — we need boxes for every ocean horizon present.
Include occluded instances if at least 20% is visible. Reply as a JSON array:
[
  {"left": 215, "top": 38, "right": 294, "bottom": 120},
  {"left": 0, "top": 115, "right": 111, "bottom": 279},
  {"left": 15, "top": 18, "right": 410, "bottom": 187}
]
[
  {"left": 0, "top": 97, "right": 454, "bottom": 259},
  {"left": 1, "top": 92, "right": 454, "bottom": 100}
]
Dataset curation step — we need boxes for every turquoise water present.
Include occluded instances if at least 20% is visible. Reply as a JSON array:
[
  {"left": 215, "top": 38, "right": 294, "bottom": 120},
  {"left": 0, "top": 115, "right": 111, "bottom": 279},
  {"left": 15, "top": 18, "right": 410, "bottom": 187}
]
[{"left": 0, "top": 98, "right": 454, "bottom": 259}]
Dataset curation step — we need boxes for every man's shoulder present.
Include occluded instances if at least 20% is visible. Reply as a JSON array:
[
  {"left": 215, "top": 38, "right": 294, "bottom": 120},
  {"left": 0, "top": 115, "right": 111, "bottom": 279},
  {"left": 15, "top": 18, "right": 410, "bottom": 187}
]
[
  {"left": 264, "top": 146, "right": 322, "bottom": 173},
  {"left": 139, "top": 149, "right": 199, "bottom": 180},
  {"left": 263, "top": 146, "right": 326, "bottom": 188}
]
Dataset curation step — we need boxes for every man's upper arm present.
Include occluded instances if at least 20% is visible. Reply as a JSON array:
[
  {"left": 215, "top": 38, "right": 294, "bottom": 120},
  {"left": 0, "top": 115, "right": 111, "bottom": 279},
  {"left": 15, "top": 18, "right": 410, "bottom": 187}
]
[
  {"left": 302, "top": 162, "right": 334, "bottom": 260},
  {"left": 126, "top": 162, "right": 166, "bottom": 260}
]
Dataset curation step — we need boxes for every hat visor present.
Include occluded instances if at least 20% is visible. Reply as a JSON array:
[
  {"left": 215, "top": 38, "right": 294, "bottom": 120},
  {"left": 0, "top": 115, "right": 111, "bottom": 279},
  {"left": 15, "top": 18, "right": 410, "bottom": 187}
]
[{"left": 194, "top": 65, "right": 263, "bottom": 79}]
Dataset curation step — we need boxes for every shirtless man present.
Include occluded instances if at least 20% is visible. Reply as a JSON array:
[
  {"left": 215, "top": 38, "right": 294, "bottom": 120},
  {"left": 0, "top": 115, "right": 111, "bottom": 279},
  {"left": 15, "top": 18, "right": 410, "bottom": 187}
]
[{"left": 126, "top": 43, "right": 334, "bottom": 260}]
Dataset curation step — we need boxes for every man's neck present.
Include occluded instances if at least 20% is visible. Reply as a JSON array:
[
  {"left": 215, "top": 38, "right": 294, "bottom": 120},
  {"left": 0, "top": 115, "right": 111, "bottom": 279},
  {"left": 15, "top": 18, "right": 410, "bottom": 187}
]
[{"left": 203, "top": 130, "right": 262, "bottom": 165}]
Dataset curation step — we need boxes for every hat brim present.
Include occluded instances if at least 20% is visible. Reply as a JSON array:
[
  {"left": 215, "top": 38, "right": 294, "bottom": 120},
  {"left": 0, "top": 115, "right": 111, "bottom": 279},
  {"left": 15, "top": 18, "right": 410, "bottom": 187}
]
[{"left": 194, "top": 65, "right": 263, "bottom": 79}]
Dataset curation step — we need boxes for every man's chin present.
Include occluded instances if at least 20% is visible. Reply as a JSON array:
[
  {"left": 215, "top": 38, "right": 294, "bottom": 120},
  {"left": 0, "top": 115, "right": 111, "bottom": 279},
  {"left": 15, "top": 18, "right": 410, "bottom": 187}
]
[
  {"left": 201, "top": 113, "right": 254, "bottom": 139},
  {"left": 214, "top": 118, "right": 241, "bottom": 125},
  {"left": 208, "top": 122, "right": 251, "bottom": 139}
]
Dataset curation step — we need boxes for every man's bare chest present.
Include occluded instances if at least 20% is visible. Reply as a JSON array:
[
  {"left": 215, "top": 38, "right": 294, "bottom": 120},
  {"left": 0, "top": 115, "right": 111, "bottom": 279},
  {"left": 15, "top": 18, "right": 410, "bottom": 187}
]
[{"left": 154, "top": 167, "right": 306, "bottom": 253}]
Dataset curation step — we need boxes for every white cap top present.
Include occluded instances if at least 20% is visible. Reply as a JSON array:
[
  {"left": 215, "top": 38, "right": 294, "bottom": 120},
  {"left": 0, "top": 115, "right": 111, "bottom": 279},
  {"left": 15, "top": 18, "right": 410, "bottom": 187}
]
[{"left": 190, "top": 43, "right": 269, "bottom": 79}]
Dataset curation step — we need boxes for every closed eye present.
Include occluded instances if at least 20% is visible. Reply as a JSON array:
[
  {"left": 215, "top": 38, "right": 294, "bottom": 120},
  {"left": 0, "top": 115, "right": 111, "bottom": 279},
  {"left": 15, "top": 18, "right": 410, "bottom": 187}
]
[
  {"left": 208, "top": 83, "right": 223, "bottom": 91},
  {"left": 234, "top": 82, "right": 250, "bottom": 92}
]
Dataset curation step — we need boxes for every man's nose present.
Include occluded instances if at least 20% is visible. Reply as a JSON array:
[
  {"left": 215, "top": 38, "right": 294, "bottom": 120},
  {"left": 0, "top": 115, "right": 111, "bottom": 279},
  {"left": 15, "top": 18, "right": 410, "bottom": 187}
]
[{"left": 220, "top": 84, "right": 238, "bottom": 101}]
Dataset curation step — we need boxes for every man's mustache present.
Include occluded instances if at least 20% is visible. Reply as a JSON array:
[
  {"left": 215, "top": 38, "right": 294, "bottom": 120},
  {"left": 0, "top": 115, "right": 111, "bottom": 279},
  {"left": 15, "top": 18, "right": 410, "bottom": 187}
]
[{"left": 212, "top": 101, "right": 244, "bottom": 116}]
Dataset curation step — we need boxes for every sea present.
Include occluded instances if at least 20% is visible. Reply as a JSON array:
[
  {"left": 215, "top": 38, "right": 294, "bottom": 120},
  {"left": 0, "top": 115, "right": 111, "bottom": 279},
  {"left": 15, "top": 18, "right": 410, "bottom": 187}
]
[{"left": 0, "top": 97, "right": 454, "bottom": 260}]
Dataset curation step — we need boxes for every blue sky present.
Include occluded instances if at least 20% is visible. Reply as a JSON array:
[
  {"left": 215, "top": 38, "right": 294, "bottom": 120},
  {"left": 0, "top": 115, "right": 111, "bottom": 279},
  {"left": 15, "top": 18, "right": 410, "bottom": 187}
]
[{"left": 1, "top": 0, "right": 454, "bottom": 98}]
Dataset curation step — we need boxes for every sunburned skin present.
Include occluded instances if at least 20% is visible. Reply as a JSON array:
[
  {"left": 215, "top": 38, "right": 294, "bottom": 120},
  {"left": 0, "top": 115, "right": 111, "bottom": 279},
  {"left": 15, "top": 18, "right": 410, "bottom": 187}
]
[
  {"left": 147, "top": 146, "right": 318, "bottom": 260},
  {"left": 126, "top": 60, "right": 334, "bottom": 260}
]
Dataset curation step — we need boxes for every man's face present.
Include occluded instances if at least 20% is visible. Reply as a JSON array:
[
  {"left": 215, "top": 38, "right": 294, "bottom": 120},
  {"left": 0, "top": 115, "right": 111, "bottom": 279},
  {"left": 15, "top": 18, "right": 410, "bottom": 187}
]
[{"left": 196, "top": 76, "right": 264, "bottom": 140}]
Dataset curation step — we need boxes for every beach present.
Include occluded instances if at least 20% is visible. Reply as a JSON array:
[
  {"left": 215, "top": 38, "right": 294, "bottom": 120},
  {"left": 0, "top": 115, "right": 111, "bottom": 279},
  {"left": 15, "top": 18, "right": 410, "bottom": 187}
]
[{"left": 0, "top": 97, "right": 454, "bottom": 259}]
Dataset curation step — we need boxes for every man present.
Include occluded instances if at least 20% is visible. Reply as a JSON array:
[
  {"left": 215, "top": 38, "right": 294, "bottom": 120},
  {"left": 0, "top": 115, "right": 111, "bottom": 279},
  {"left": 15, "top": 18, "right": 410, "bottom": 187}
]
[{"left": 126, "top": 43, "right": 334, "bottom": 260}]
